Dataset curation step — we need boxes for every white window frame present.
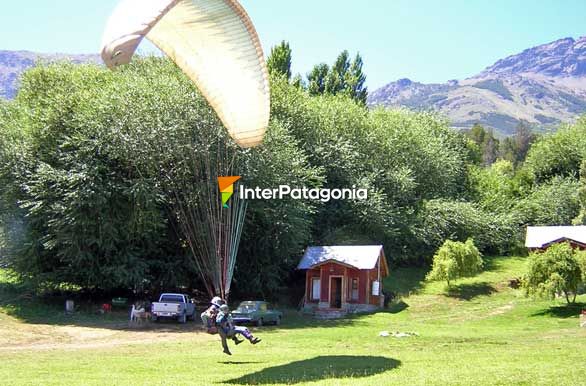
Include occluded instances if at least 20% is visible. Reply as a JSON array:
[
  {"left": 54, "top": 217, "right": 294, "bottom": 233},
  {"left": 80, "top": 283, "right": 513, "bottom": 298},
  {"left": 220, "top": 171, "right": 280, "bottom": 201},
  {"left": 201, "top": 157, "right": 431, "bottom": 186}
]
[
  {"left": 351, "top": 277, "right": 359, "bottom": 301},
  {"left": 311, "top": 277, "right": 321, "bottom": 301}
]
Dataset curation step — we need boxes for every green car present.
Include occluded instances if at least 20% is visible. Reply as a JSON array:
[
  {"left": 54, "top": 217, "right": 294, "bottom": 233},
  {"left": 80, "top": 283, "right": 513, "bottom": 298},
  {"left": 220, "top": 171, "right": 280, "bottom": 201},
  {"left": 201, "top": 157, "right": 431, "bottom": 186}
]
[{"left": 231, "top": 301, "right": 283, "bottom": 326}]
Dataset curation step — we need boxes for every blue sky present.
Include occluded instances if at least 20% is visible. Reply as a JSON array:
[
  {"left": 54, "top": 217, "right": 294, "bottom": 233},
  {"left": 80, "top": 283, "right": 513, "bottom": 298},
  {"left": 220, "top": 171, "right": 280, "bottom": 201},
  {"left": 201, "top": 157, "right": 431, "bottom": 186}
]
[{"left": 1, "top": 0, "right": 585, "bottom": 89}]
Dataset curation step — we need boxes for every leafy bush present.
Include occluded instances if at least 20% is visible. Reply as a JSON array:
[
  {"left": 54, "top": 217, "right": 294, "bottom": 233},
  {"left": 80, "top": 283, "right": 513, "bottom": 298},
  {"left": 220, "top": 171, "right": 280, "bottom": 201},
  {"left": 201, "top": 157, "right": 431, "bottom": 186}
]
[
  {"left": 512, "top": 176, "right": 580, "bottom": 226},
  {"left": 426, "top": 238, "right": 483, "bottom": 286},
  {"left": 414, "top": 199, "right": 516, "bottom": 262},
  {"left": 525, "top": 117, "right": 586, "bottom": 182},
  {"left": 523, "top": 242, "right": 582, "bottom": 303},
  {"left": 467, "top": 160, "right": 533, "bottom": 213},
  {"left": 576, "top": 250, "right": 586, "bottom": 284}
]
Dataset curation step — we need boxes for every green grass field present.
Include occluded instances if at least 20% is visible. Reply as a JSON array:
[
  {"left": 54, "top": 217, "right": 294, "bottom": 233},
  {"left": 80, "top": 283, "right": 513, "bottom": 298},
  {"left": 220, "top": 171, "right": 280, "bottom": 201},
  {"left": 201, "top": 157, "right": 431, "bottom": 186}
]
[{"left": 1, "top": 256, "right": 585, "bottom": 385}]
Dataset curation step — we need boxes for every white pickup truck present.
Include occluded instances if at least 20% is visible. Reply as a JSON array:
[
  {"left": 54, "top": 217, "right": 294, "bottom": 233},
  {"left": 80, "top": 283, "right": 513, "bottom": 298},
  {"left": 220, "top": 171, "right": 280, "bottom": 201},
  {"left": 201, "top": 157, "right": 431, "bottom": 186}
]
[{"left": 151, "top": 293, "right": 196, "bottom": 323}]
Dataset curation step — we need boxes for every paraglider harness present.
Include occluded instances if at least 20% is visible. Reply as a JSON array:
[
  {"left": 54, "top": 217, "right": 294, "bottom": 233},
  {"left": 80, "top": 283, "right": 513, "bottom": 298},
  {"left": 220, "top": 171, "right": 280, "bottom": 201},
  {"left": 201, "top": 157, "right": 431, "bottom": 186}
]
[
  {"left": 201, "top": 297, "right": 223, "bottom": 334},
  {"left": 202, "top": 305, "right": 219, "bottom": 334},
  {"left": 216, "top": 309, "right": 233, "bottom": 336}
]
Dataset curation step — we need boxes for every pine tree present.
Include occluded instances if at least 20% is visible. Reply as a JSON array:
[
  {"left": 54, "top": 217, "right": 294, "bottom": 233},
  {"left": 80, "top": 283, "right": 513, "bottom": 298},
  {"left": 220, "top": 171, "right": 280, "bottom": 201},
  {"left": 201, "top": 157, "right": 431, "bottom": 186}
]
[
  {"left": 346, "top": 53, "right": 368, "bottom": 105},
  {"left": 307, "top": 63, "right": 329, "bottom": 95},
  {"left": 267, "top": 41, "right": 292, "bottom": 80},
  {"left": 307, "top": 51, "right": 368, "bottom": 104}
]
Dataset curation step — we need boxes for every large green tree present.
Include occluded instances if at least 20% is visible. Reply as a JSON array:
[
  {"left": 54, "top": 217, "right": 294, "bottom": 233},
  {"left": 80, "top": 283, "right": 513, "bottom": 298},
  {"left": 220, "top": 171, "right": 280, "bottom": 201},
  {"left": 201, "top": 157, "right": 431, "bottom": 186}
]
[{"left": 0, "top": 60, "right": 319, "bottom": 294}]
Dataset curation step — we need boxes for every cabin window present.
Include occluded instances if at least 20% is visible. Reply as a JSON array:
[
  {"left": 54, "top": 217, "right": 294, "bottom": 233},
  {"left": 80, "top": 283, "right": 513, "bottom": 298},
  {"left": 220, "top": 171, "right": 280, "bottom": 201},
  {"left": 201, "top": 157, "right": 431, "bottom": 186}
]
[
  {"left": 311, "top": 278, "right": 321, "bottom": 301},
  {"left": 351, "top": 278, "right": 359, "bottom": 301},
  {"left": 372, "top": 280, "right": 380, "bottom": 296}
]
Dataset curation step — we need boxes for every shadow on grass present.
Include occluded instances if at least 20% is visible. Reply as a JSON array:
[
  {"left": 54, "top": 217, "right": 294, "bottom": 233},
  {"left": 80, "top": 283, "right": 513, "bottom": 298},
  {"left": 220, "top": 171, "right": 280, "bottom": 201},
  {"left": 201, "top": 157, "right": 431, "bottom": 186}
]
[
  {"left": 225, "top": 355, "right": 400, "bottom": 385},
  {"left": 384, "top": 267, "right": 427, "bottom": 297},
  {"left": 387, "top": 300, "right": 409, "bottom": 314},
  {"left": 531, "top": 302, "right": 586, "bottom": 318},
  {"left": 446, "top": 282, "right": 496, "bottom": 301}
]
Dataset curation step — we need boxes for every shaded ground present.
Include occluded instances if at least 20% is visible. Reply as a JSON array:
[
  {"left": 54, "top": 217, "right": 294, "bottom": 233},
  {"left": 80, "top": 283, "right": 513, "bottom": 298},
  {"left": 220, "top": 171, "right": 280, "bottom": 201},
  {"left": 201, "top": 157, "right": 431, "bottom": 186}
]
[
  {"left": 226, "top": 356, "right": 401, "bottom": 385},
  {"left": 531, "top": 302, "right": 586, "bottom": 318},
  {"left": 446, "top": 282, "right": 496, "bottom": 300}
]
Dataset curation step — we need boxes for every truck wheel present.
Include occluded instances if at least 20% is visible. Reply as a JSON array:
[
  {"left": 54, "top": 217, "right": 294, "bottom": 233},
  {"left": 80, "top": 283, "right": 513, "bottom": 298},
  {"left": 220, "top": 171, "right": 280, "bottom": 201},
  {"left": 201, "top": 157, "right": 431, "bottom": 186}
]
[
  {"left": 179, "top": 313, "right": 187, "bottom": 324},
  {"left": 256, "top": 318, "right": 264, "bottom": 327}
]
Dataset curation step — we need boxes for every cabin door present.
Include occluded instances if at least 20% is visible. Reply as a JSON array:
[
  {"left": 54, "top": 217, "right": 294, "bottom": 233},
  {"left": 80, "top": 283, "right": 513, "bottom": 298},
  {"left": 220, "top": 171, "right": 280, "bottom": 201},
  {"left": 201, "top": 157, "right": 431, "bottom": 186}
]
[{"left": 330, "top": 277, "right": 342, "bottom": 308}]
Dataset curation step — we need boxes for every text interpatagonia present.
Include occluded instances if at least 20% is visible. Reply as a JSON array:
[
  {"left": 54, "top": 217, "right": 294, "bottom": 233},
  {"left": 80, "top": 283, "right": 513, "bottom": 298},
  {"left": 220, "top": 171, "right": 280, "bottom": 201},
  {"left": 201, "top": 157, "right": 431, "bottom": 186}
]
[{"left": 239, "top": 185, "right": 368, "bottom": 202}]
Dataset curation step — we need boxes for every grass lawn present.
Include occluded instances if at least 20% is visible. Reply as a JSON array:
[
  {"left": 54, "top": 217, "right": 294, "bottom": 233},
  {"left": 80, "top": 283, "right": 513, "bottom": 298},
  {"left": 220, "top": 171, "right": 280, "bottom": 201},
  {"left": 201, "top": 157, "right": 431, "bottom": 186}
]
[{"left": 1, "top": 256, "right": 585, "bottom": 385}]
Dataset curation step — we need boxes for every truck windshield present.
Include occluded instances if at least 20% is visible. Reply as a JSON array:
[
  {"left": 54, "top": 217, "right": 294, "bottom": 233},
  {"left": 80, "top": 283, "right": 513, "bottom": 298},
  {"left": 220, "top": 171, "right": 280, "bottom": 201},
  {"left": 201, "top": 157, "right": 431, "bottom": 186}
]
[{"left": 160, "top": 295, "right": 184, "bottom": 303}]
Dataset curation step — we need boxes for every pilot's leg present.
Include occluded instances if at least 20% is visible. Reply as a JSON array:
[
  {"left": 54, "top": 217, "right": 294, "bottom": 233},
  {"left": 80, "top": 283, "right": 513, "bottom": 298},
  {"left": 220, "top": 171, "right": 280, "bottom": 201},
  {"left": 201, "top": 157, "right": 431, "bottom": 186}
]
[{"left": 218, "top": 330, "right": 231, "bottom": 355}]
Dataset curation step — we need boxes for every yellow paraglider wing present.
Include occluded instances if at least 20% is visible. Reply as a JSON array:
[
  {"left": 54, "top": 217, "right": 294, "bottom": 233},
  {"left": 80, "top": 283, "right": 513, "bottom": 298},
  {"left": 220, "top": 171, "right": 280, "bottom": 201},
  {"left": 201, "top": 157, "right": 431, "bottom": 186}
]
[{"left": 100, "top": 0, "right": 270, "bottom": 148}]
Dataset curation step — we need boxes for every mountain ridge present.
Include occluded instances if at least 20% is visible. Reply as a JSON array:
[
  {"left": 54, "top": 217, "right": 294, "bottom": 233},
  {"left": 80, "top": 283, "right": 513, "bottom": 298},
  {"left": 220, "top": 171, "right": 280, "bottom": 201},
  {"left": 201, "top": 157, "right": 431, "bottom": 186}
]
[
  {"left": 369, "top": 36, "right": 586, "bottom": 135},
  {"left": 0, "top": 50, "right": 100, "bottom": 99},
  {"left": 3, "top": 38, "right": 586, "bottom": 137}
]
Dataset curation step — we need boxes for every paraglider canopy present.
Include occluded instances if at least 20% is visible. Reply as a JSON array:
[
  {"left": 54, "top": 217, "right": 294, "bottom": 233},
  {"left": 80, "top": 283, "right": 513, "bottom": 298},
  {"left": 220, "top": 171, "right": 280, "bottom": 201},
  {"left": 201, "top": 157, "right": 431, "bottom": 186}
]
[{"left": 101, "top": 0, "right": 270, "bottom": 148}]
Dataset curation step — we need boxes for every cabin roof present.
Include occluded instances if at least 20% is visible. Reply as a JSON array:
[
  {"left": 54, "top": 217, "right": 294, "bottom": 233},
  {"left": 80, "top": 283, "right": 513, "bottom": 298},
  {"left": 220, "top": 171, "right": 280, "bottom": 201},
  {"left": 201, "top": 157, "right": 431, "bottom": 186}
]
[
  {"left": 297, "top": 245, "right": 387, "bottom": 275},
  {"left": 525, "top": 226, "right": 586, "bottom": 248}
]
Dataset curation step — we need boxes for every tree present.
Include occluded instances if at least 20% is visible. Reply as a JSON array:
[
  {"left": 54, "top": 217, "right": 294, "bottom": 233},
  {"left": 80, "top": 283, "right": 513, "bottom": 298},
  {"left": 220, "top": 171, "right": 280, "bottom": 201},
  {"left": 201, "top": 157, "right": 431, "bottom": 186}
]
[
  {"left": 572, "top": 159, "right": 586, "bottom": 224},
  {"left": 324, "top": 50, "right": 350, "bottom": 95},
  {"left": 525, "top": 117, "right": 586, "bottom": 182},
  {"left": 0, "top": 60, "right": 320, "bottom": 294},
  {"left": 307, "top": 51, "right": 368, "bottom": 104},
  {"left": 307, "top": 63, "right": 329, "bottom": 96},
  {"left": 498, "top": 122, "right": 536, "bottom": 165},
  {"left": 426, "top": 239, "right": 483, "bottom": 286},
  {"left": 576, "top": 249, "right": 586, "bottom": 284},
  {"left": 345, "top": 53, "right": 368, "bottom": 105},
  {"left": 266, "top": 41, "right": 292, "bottom": 80},
  {"left": 468, "top": 123, "right": 486, "bottom": 145},
  {"left": 523, "top": 242, "right": 582, "bottom": 304},
  {"left": 512, "top": 176, "right": 580, "bottom": 226},
  {"left": 481, "top": 129, "right": 499, "bottom": 166},
  {"left": 499, "top": 136, "right": 517, "bottom": 164},
  {"left": 465, "top": 124, "right": 500, "bottom": 166},
  {"left": 514, "top": 121, "right": 536, "bottom": 162}
]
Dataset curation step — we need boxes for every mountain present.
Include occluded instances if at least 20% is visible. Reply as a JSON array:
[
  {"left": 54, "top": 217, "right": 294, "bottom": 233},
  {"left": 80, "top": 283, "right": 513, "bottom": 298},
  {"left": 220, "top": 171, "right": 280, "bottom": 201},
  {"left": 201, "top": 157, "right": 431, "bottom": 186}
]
[
  {"left": 368, "top": 37, "right": 586, "bottom": 136},
  {"left": 0, "top": 50, "right": 100, "bottom": 99}
]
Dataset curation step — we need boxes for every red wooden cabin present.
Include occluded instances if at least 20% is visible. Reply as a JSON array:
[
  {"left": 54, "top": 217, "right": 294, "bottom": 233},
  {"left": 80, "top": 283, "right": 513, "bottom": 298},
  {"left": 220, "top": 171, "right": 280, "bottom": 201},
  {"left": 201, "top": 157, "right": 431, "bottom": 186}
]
[
  {"left": 525, "top": 226, "right": 586, "bottom": 251},
  {"left": 297, "top": 245, "right": 389, "bottom": 316}
]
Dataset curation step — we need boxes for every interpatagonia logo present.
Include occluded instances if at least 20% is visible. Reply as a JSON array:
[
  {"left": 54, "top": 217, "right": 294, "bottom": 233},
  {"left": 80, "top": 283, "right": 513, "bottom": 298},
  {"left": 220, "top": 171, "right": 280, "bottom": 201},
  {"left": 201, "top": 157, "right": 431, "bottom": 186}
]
[
  {"left": 218, "top": 176, "right": 368, "bottom": 206},
  {"left": 217, "top": 176, "right": 241, "bottom": 208},
  {"left": 239, "top": 185, "right": 368, "bottom": 202}
]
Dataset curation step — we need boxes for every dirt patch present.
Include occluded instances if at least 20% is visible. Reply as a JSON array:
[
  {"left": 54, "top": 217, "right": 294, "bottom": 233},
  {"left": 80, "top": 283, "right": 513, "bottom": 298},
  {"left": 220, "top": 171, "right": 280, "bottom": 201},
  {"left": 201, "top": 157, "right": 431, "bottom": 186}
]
[
  {"left": 488, "top": 302, "right": 515, "bottom": 316},
  {"left": 0, "top": 319, "right": 214, "bottom": 352}
]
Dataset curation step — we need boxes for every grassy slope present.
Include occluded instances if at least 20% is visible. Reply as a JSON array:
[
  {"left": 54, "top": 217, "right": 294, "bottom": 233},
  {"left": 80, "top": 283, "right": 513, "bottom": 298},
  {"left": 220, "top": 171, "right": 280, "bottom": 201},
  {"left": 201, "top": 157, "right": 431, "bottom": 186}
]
[{"left": 1, "top": 257, "right": 585, "bottom": 386}]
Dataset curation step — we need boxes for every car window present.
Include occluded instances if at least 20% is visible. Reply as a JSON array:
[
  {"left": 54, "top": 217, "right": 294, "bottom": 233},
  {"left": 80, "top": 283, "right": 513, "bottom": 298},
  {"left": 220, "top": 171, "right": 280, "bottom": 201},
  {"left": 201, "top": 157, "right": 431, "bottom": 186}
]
[
  {"left": 260, "top": 303, "right": 267, "bottom": 312},
  {"left": 267, "top": 303, "right": 273, "bottom": 310},
  {"left": 236, "top": 303, "right": 256, "bottom": 312},
  {"left": 160, "top": 295, "right": 184, "bottom": 303}
]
